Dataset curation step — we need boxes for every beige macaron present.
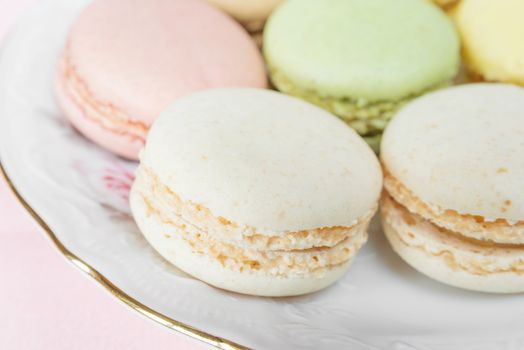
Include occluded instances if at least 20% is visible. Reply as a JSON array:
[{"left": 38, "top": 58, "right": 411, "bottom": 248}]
[
  {"left": 380, "top": 83, "right": 524, "bottom": 293},
  {"left": 130, "top": 88, "right": 382, "bottom": 296}
]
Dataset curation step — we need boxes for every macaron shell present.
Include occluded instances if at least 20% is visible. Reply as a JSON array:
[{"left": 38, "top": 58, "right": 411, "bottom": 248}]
[
  {"left": 55, "top": 74, "right": 141, "bottom": 159},
  {"left": 264, "top": 0, "right": 459, "bottom": 101},
  {"left": 452, "top": 0, "right": 524, "bottom": 84},
  {"left": 142, "top": 88, "right": 382, "bottom": 232},
  {"left": 68, "top": 0, "right": 266, "bottom": 126},
  {"left": 381, "top": 84, "right": 524, "bottom": 222},
  {"left": 130, "top": 187, "right": 351, "bottom": 297}
]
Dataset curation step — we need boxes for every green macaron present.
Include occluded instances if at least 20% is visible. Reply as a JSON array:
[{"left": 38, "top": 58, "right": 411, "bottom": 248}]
[{"left": 264, "top": 0, "right": 460, "bottom": 151}]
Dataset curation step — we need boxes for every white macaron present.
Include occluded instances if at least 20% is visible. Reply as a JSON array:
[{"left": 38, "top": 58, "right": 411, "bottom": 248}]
[
  {"left": 380, "top": 83, "right": 524, "bottom": 293},
  {"left": 130, "top": 88, "right": 382, "bottom": 296}
]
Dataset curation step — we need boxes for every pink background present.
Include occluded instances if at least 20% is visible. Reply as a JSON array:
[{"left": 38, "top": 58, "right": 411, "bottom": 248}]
[{"left": 0, "top": 1, "right": 203, "bottom": 349}]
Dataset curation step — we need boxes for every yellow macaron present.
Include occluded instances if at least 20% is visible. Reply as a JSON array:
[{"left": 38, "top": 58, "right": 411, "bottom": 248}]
[{"left": 452, "top": 0, "right": 524, "bottom": 85}]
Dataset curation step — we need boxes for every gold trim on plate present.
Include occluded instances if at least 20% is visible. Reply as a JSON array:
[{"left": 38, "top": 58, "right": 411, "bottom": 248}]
[{"left": 0, "top": 162, "right": 248, "bottom": 350}]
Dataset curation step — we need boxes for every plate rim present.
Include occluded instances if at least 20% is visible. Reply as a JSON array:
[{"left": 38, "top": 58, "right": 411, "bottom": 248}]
[{"left": 0, "top": 161, "right": 248, "bottom": 350}]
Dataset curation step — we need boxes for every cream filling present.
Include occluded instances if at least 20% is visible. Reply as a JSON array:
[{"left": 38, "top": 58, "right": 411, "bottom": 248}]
[
  {"left": 134, "top": 166, "right": 371, "bottom": 276},
  {"left": 381, "top": 193, "right": 524, "bottom": 276},
  {"left": 138, "top": 165, "right": 375, "bottom": 251},
  {"left": 59, "top": 48, "right": 148, "bottom": 141},
  {"left": 145, "top": 193, "right": 367, "bottom": 276},
  {"left": 383, "top": 168, "right": 524, "bottom": 244}
]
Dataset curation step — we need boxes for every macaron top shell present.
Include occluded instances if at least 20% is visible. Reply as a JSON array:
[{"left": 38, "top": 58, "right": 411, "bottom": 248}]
[
  {"left": 206, "top": 0, "right": 283, "bottom": 23},
  {"left": 452, "top": 0, "right": 524, "bottom": 84},
  {"left": 142, "top": 88, "right": 382, "bottom": 232},
  {"left": 381, "top": 84, "right": 524, "bottom": 222},
  {"left": 68, "top": 0, "right": 266, "bottom": 126},
  {"left": 264, "top": 0, "right": 459, "bottom": 102}
]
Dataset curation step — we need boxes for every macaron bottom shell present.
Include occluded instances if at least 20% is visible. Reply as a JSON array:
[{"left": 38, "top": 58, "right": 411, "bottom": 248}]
[
  {"left": 130, "top": 188, "right": 353, "bottom": 297},
  {"left": 381, "top": 194, "right": 524, "bottom": 294},
  {"left": 54, "top": 73, "right": 143, "bottom": 160}
]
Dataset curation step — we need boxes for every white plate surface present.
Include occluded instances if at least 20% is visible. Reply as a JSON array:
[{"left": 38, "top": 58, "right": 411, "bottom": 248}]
[{"left": 1, "top": 1, "right": 523, "bottom": 349}]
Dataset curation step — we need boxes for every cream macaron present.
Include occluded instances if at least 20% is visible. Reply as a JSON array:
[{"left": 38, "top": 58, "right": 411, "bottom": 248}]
[
  {"left": 380, "top": 84, "right": 524, "bottom": 293},
  {"left": 130, "top": 88, "right": 382, "bottom": 296}
]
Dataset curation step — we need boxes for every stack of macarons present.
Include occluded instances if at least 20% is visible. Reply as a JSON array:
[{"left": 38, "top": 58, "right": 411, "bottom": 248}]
[
  {"left": 55, "top": 0, "right": 524, "bottom": 295},
  {"left": 57, "top": 0, "right": 462, "bottom": 156}
]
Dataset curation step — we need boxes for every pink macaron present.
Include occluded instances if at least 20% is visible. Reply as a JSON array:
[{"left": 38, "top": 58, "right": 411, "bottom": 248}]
[{"left": 55, "top": 0, "right": 267, "bottom": 160}]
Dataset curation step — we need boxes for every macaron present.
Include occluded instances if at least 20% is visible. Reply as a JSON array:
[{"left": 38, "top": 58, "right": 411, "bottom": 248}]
[
  {"left": 206, "top": 0, "right": 283, "bottom": 33},
  {"left": 55, "top": 0, "right": 266, "bottom": 160},
  {"left": 130, "top": 88, "right": 382, "bottom": 296},
  {"left": 264, "top": 0, "right": 460, "bottom": 151},
  {"left": 452, "top": 0, "right": 524, "bottom": 85},
  {"left": 380, "top": 84, "right": 524, "bottom": 293}
]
